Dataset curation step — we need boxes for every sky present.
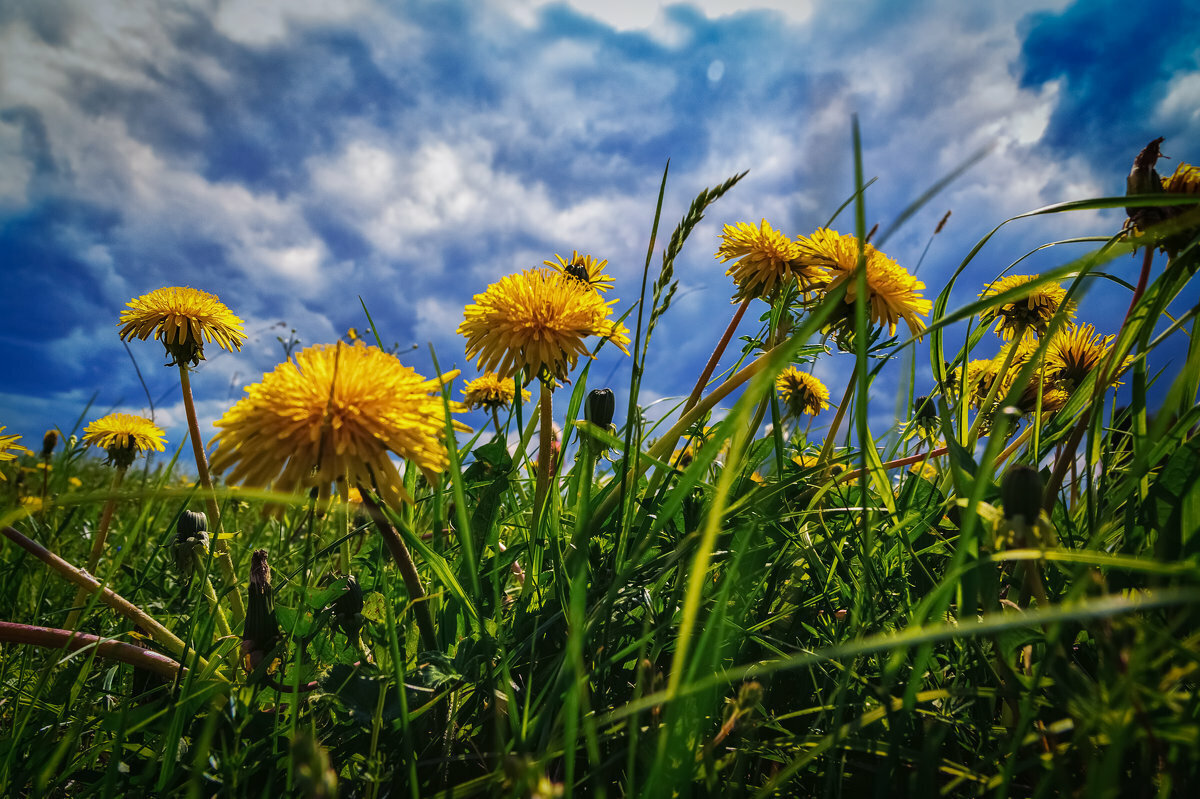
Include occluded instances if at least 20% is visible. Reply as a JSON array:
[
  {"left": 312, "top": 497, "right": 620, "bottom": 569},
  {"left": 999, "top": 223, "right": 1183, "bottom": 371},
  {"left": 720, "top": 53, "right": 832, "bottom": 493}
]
[{"left": 1, "top": 0, "right": 1197, "bottom": 466}]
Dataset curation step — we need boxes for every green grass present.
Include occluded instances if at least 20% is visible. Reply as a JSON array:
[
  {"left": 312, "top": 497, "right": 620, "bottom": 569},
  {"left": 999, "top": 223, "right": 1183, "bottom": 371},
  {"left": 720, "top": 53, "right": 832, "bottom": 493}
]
[{"left": 2, "top": 143, "right": 1200, "bottom": 798}]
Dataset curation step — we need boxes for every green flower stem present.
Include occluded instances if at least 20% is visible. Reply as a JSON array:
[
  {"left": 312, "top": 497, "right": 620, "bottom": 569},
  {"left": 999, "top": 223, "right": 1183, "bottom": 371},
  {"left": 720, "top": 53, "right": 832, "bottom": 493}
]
[
  {"left": 2, "top": 526, "right": 208, "bottom": 670},
  {"left": 356, "top": 487, "right": 438, "bottom": 651},
  {"left": 965, "top": 329, "right": 1026, "bottom": 454},
  {"left": 815, "top": 369, "right": 858, "bottom": 473},
  {"left": 178, "top": 363, "right": 245, "bottom": 625},
  {"left": 0, "top": 621, "right": 187, "bottom": 681},
  {"left": 532, "top": 380, "right": 555, "bottom": 528},
  {"left": 566, "top": 432, "right": 598, "bottom": 577},
  {"left": 684, "top": 296, "right": 752, "bottom": 412},
  {"left": 64, "top": 465, "right": 126, "bottom": 631},
  {"left": 593, "top": 337, "right": 785, "bottom": 525}
]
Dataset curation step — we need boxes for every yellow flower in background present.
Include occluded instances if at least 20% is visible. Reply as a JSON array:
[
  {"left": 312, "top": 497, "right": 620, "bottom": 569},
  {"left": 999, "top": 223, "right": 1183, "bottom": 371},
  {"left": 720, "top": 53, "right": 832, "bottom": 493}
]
[
  {"left": 119, "top": 286, "right": 246, "bottom": 366},
  {"left": 544, "top": 251, "right": 615, "bottom": 294},
  {"left": 82, "top": 413, "right": 167, "bottom": 469},
  {"left": 1161, "top": 161, "right": 1200, "bottom": 196},
  {"left": 796, "top": 228, "right": 931, "bottom": 336},
  {"left": 1044, "top": 324, "right": 1116, "bottom": 392},
  {"left": 775, "top": 366, "right": 831, "bottom": 417},
  {"left": 458, "top": 268, "right": 631, "bottom": 384},
  {"left": 210, "top": 342, "right": 467, "bottom": 508},
  {"left": 717, "top": 219, "right": 825, "bottom": 301},
  {"left": 978, "top": 275, "right": 1075, "bottom": 341},
  {"left": 462, "top": 373, "right": 532, "bottom": 411},
  {"left": 0, "top": 427, "right": 32, "bottom": 479}
]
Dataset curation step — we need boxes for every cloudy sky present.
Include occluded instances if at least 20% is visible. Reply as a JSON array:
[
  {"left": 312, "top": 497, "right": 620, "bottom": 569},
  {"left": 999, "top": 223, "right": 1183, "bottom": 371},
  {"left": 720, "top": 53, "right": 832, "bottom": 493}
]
[{"left": 1, "top": 0, "right": 1196, "bottom": 461}]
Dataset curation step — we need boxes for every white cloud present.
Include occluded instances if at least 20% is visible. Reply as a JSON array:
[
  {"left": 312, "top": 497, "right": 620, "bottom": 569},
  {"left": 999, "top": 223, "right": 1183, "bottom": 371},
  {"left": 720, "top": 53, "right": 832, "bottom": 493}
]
[
  {"left": 0, "top": 118, "right": 33, "bottom": 208},
  {"left": 1155, "top": 70, "right": 1200, "bottom": 130},
  {"left": 210, "top": 0, "right": 371, "bottom": 47}
]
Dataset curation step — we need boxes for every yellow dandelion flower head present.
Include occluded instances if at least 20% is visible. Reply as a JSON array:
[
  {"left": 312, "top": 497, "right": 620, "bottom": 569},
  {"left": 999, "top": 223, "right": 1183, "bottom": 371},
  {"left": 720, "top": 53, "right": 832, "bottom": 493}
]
[
  {"left": 544, "top": 251, "right": 615, "bottom": 294},
  {"left": 462, "top": 373, "right": 532, "bottom": 411},
  {"left": 210, "top": 342, "right": 468, "bottom": 508},
  {"left": 909, "top": 460, "right": 939, "bottom": 481},
  {"left": 83, "top": 413, "right": 167, "bottom": 469},
  {"left": 796, "top": 228, "right": 931, "bottom": 336},
  {"left": 978, "top": 275, "right": 1076, "bottom": 341},
  {"left": 1044, "top": 323, "right": 1115, "bottom": 392},
  {"left": 717, "top": 219, "right": 825, "bottom": 302},
  {"left": 1, "top": 427, "right": 32, "bottom": 479},
  {"left": 965, "top": 358, "right": 1001, "bottom": 409},
  {"left": 457, "top": 268, "right": 632, "bottom": 385},
  {"left": 775, "top": 366, "right": 831, "bottom": 417},
  {"left": 672, "top": 426, "right": 723, "bottom": 468},
  {"left": 1162, "top": 162, "right": 1200, "bottom": 196},
  {"left": 118, "top": 286, "right": 246, "bottom": 367}
]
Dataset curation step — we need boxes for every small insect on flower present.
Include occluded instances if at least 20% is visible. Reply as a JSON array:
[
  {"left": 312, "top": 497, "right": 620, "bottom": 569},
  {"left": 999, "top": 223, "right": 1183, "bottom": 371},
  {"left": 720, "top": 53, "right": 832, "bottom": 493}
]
[
  {"left": 544, "top": 251, "right": 615, "bottom": 294},
  {"left": 82, "top": 413, "right": 167, "bottom": 469},
  {"left": 978, "top": 275, "right": 1075, "bottom": 341},
  {"left": 118, "top": 286, "right": 246, "bottom": 367}
]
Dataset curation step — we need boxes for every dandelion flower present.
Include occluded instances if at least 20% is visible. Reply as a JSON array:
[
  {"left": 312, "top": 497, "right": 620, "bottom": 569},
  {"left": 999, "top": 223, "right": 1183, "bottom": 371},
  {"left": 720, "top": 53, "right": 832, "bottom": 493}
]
[
  {"left": 796, "top": 228, "right": 931, "bottom": 336},
  {"left": 1161, "top": 161, "right": 1200, "bottom": 196},
  {"left": 0, "top": 427, "right": 32, "bottom": 479},
  {"left": 119, "top": 286, "right": 246, "bottom": 366},
  {"left": 775, "top": 367, "right": 831, "bottom": 417},
  {"left": 82, "top": 413, "right": 167, "bottom": 469},
  {"left": 210, "top": 342, "right": 467, "bottom": 508},
  {"left": 462, "top": 373, "right": 532, "bottom": 411},
  {"left": 978, "top": 275, "right": 1075, "bottom": 341},
  {"left": 717, "top": 220, "right": 825, "bottom": 302},
  {"left": 458, "top": 268, "right": 631, "bottom": 384},
  {"left": 544, "top": 251, "right": 615, "bottom": 294},
  {"left": 1044, "top": 323, "right": 1116, "bottom": 393}
]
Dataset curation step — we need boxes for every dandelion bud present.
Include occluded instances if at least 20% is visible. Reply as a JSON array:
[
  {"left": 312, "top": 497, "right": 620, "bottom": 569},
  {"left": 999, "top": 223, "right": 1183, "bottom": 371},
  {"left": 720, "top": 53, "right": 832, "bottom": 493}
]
[
  {"left": 41, "top": 430, "right": 58, "bottom": 459},
  {"left": 912, "top": 395, "right": 937, "bottom": 434},
  {"left": 331, "top": 576, "right": 366, "bottom": 639},
  {"left": 172, "top": 510, "right": 210, "bottom": 577},
  {"left": 1001, "top": 465, "right": 1043, "bottom": 524},
  {"left": 243, "top": 549, "right": 280, "bottom": 671},
  {"left": 586, "top": 388, "right": 615, "bottom": 429}
]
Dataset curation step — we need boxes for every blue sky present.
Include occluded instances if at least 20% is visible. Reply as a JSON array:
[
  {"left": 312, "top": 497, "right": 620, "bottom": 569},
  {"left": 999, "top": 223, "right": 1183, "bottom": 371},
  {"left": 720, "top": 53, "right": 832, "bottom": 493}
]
[{"left": 1, "top": 0, "right": 1197, "bottom": 461}]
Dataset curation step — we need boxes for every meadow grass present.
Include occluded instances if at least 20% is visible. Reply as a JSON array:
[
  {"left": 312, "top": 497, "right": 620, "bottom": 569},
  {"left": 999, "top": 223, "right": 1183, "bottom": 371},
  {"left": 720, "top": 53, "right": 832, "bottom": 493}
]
[{"left": 2, "top": 136, "right": 1199, "bottom": 798}]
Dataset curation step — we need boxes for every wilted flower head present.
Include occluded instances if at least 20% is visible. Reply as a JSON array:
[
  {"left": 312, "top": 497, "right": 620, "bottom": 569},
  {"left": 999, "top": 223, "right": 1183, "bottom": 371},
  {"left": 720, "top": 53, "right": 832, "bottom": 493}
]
[
  {"left": 82, "top": 413, "right": 167, "bottom": 469},
  {"left": 462, "top": 373, "right": 531, "bottom": 411},
  {"left": 717, "top": 219, "right": 826, "bottom": 302},
  {"left": 1125, "top": 138, "right": 1200, "bottom": 256},
  {"left": 458, "top": 268, "right": 631, "bottom": 385},
  {"left": 775, "top": 366, "right": 831, "bottom": 418},
  {"left": 979, "top": 274, "right": 1075, "bottom": 341},
  {"left": 795, "top": 228, "right": 931, "bottom": 336},
  {"left": 118, "top": 286, "right": 246, "bottom": 367},
  {"left": 210, "top": 342, "right": 467, "bottom": 508},
  {"left": 0, "top": 427, "right": 31, "bottom": 479},
  {"left": 544, "top": 251, "right": 615, "bottom": 293},
  {"left": 40, "top": 430, "right": 58, "bottom": 460}
]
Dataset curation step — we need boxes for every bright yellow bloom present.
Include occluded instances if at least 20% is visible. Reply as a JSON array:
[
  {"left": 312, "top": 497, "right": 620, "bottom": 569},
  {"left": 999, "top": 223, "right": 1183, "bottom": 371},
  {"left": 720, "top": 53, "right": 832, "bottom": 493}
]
[
  {"left": 119, "top": 286, "right": 246, "bottom": 366},
  {"left": 717, "top": 219, "right": 826, "bottom": 302},
  {"left": 775, "top": 366, "right": 831, "bottom": 417},
  {"left": 462, "top": 373, "right": 532, "bottom": 411},
  {"left": 1044, "top": 324, "right": 1116, "bottom": 393},
  {"left": 210, "top": 342, "right": 467, "bottom": 507},
  {"left": 0, "top": 427, "right": 32, "bottom": 479},
  {"left": 796, "top": 228, "right": 931, "bottom": 336},
  {"left": 978, "top": 275, "right": 1075, "bottom": 341},
  {"left": 458, "top": 268, "right": 631, "bottom": 384},
  {"left": 1162, "top": 162, "right": 1200, "bottom": 196},
  {"left": 544, "top": 251, "right": 615, "bottom": 294},
  {"left": 82, "top": 413, "right": 167, "bottom": 469}
]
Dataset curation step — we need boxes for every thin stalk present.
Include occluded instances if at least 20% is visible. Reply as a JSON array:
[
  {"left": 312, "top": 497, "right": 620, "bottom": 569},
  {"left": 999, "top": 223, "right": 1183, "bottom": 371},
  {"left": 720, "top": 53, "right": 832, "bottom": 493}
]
[
  {"left": 0, "top": 622, "right": 186, "bottom": 681},
  {"left": 533, "top": 381, "right": 555, "bottom": 527},
  {"left": 178, "top": 363, "right": 245, "bottom": 624},
  {"left": 965, "top": 328, "right": 1026, "bottom": 454},
  {"left": 816, "top": 370, "right": 858, "bottom": 473},
  {"left": 64, "top": 466, "right": 126, "bottom": 631},
  {"left": 357, "top": 488, "right": 438, "bottom": 651},
  {"left": 1, "top": 526, "right": 208, "bottom": 668},
  {"left": 684, "top": 297, "right": 752, "bottom": 411}
]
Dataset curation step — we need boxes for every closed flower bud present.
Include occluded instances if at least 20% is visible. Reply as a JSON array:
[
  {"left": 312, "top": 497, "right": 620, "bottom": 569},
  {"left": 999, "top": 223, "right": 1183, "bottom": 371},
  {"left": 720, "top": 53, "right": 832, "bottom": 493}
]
[
  {"left": 586, "top": 388, "right": 615, "bottom": 429},
  {"left": 172, "top": 510, "right": 210, "bottom": 577},
  {"left": 243, "top": 549, "right": 280, "bottom": 671},
  {"left": 1001, "top": 465, "right": 1043, "bottom": 524},
  {"left": 41, "top": 430, "right": 58, "bottom": 459}
]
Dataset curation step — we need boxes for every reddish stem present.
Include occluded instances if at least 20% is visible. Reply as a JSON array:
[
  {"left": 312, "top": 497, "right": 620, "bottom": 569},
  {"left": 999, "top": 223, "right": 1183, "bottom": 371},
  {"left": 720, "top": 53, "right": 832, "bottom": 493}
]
[{"left": 0, "top": 621, "right": 184, "bottom": 681}]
